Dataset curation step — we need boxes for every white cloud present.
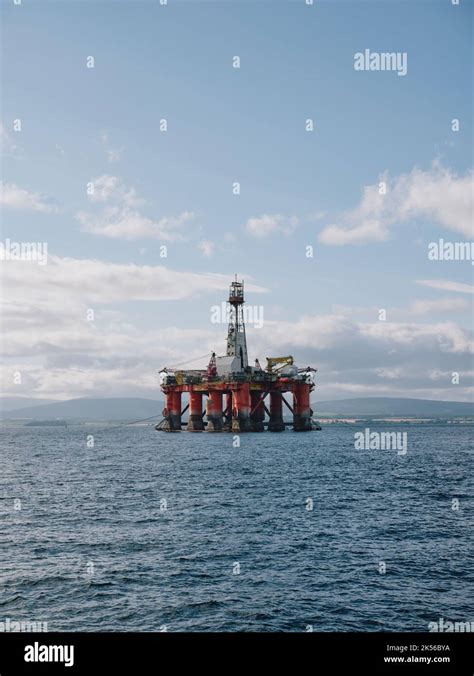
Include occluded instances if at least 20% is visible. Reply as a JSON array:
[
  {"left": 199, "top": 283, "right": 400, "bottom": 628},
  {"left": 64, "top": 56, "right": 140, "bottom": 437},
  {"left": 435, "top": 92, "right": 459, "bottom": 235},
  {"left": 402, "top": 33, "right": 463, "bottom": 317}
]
[
  {"left": 429, "top": 369, "right": 474, "bottom": 381},
  {"left": 107, "top": 148, "right": 122, "bottom": 163},
  {"left": 1, "top": 258, "right": 472, "bottom": 401},
  {"left": 246, "top": 213, "right": 298, "bottom": 238},
  {"left": 0, "top": 256, "right": 267, "bottom": 399},
  {"left": 2, "top": 255, "right": 267, "bottom": 306},
  {"left": 251, "top": 313, "right": 473, "bottom": 355},
  {"left": 78, "top": 175, "right": 193, "bottom": 240},
  {"left": 100, "top": 132, "right": 123, "bottom": 164},
  {"left": 416, "top": 279, "right": 474, "bottom": 295},
  {"left": 77, "top": 207, "right": 194, "bottom": 241},
  {"left": 319, "top": 164, "right": 474, "bottom": 245},
  {"left": 88, "top": 174, "right": 120, "bottom": 202},
  {"left": 0, "top": 181, "right": 57, "bottom": 213},
  {"left": 361, "top": 320, "right": 473, "bottom": 354},
  {"left": 375, "top": 367, "right": 402, "bottom": 380},
  {"left": 87, "top": 174, "right": 143, "bottom": 206},
  {"left": 410, "top": 297, "right": 469, "bottom": 315},
  {"left": 247, "top": 312, "right": 473, "bottom": 402},
  {"left": 198, "top": 240, "right": 215, "bottom": 257}
]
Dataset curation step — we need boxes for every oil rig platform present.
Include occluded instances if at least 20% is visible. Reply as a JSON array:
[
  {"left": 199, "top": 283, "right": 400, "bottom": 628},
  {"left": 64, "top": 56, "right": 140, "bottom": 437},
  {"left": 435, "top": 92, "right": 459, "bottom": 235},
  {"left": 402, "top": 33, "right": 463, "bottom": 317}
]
[{"left": 156, "top": 278, "right": 320, "bottom": 433}]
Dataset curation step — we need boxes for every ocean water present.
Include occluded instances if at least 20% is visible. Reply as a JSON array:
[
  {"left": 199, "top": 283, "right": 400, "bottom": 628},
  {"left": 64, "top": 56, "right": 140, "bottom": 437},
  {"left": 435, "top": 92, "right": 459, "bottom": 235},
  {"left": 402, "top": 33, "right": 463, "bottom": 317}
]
[{"left": 0, "top": 423, "right": 472, "bottom": 632}]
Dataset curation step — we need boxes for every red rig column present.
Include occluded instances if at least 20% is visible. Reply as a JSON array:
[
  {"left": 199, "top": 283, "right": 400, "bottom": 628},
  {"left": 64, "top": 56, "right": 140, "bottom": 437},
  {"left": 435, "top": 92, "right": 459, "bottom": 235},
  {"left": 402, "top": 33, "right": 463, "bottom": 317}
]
[
  {"left": 250, "top": 391, "right": 265, "bottom": 432},
  {"left": 187, "top": 389, "right": 204, "bottom": 432},
  {"left": 163, "top": 390, "right": 182, "bottom": 432},
  {"left": 293, "top": 383, "right": 312, "bottom": 431},
  {"left": 207, "top": 389, "right": 223, "bottom": 432},
  {"left": 223, "top": 392, "right": 233, "bottom": 432},
  {"left": 268, "top": 391, "right": 285, "bottom": 432},
  {"left": 231, "top": 383, "right": 252, "bottom": 432}
]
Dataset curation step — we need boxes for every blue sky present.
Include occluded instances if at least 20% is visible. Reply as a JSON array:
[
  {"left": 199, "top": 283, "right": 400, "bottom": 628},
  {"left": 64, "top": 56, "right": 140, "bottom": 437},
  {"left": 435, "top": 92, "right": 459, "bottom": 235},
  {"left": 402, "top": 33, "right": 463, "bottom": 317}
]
[{"left": 1, "top": 0, "right": 473, "bottom": 401}]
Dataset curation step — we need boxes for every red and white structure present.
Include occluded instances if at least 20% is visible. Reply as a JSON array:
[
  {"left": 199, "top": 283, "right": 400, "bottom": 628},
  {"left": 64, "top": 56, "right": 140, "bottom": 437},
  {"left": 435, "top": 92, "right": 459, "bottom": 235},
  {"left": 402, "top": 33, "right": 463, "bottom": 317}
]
[{"left": 157, "top": 279, "right": 319, "bottom": 433}]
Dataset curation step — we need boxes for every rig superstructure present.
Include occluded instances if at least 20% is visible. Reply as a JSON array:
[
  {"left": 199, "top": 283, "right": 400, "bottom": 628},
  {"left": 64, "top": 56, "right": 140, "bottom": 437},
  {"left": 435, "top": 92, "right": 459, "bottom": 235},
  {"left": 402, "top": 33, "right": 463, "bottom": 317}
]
[{"left": 156, "top": 278, "right": 319, "bottom": 433}]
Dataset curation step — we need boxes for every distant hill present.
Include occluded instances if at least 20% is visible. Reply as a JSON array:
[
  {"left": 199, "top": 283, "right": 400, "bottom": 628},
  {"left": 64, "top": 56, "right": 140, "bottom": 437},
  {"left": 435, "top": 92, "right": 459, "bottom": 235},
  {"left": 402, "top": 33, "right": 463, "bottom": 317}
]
[
  {"left": 314, "top": 397, "right": 473, "bottom": 417},
  {"left": 3, "top": 398, "right": 163, "bottom": 421},
  {"left": 0, "top": 397, "right": 59, "bottom": 412},
  {"left": 2, "top": 396, "right": 472, "bottom": 422},
  {"left": 24, "top": 420, "right": 68, "bottom": 427}
]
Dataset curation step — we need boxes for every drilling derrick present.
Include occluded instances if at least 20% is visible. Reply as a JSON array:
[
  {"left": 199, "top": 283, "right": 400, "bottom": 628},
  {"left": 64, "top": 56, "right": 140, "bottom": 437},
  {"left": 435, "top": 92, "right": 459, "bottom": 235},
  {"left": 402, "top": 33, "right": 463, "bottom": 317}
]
[
  {"left": 157, "top": 277, "right": 320, "bottom": 433},
  {"left": 226, "top": 279, "right": 248, "bottom": 370}
]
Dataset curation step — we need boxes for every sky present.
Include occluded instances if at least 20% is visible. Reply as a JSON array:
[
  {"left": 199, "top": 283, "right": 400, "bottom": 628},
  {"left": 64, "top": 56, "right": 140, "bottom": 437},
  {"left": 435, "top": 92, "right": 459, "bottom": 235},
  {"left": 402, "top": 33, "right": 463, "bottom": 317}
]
[{"left": 1, "top": 0, "right": 473, "bottom": 402}]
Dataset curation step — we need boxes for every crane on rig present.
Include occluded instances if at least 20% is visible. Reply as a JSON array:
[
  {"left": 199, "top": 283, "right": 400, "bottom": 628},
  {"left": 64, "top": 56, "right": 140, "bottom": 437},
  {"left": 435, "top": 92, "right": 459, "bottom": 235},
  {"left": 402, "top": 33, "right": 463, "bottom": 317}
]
[{"left": 266, "top": 356, "right": 294, "bottom": 373}]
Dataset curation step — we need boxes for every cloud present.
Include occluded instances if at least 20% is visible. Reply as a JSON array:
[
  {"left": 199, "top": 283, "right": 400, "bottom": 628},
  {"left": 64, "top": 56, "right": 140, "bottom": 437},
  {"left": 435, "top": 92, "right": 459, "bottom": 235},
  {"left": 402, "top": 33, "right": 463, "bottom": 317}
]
[
  {"left": 246, "top": 214, "right": 298, "bottom": 238},
  {"left": 410, "top": 297, "right": 470, "bottom": 315},
  {"left": 0, "top": 181, "right": 57, "bottom": 213},
  {"left": 429, "top": 369, "right": 474, "bottom": 382},
  {"left": 77, "top": 175, "right": 193, "bottom": 240},
  {"left": 416, "top": 280, "right": 474, "bottom": 295},
  {"left": 248, "top": 313, "right": 473, "bottom": 401},
  {"left": 361, "top": 320, "right": 473, "bottom": 354},
  {"left": 251, "top": 313, "right": 473, "bottom": 355},
  {"left": 88, "top": 174, "right": 120, "bottom": 202},
  {"left": 77, "top": 207, "right": 194, "bottom": 241},
  {"left": 100, "top": 131, "right": 123, "bottom": 164},
  {"left": 1, "top": 258, "right": 472, "bottom": 402},
  {"left": 107, "top": 149, "right": 122, "bottom": 163},
  {"left": 198, "top": 240, "right": 215, "bottom": 257},
  {"left": 2, "top": 255, "right": 267, "bottom": 306},
  {"left": 319, "top": 164, "right": 474, "bottom": 245},
  {"left": 375, "top": 367, "right": 402, "bottom": 380},
  {"left": 0, "top": 256, "right": 267, "bottom": 399},
  {"left": 0, "top": 330, "right": 219, "bottom": 401},
  {"left": 87, "top": 174, "right": 143, "bottom": 206}
]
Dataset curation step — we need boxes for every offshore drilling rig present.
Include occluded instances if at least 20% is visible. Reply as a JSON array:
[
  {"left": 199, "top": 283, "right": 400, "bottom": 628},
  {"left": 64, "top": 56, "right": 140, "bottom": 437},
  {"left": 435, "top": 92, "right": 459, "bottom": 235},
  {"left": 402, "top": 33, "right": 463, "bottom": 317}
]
[{"left": 156, "top": 278, "right": 320, "bottom": 433}]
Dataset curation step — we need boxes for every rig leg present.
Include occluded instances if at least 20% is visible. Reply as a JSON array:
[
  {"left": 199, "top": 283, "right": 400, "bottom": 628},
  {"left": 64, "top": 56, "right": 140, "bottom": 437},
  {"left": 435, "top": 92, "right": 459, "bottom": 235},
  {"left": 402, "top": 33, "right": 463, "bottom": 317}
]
[
  {"left": 250, "top": 391, "right": 265, "bottom": 432},
  {"left": 293, "top": 383, "right": 312, "bottom": 431},
  {"left": 207, "top": 390, "right": 223, "bottom": 432},
  {"left": 223, "top": 392, "right": 232, "bottom": 432},
  {"left": 187, "top": 390, "right": 204, "bottom": 432},
  {"left": 162, "top": 391, "right": 182, "bottom": 432},
  {"left": 231, "top": 384, "right": 252, "bottom": 432},
  {"left": 268, "top": 391, "right": 285, "bottom": 432}
]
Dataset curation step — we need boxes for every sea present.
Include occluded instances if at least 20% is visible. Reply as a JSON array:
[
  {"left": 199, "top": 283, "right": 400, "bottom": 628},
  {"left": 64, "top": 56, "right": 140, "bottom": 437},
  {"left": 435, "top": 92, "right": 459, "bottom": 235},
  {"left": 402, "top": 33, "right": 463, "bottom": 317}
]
[{"left": 0, "top": 423, "right": 472, "bottom": 632}]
